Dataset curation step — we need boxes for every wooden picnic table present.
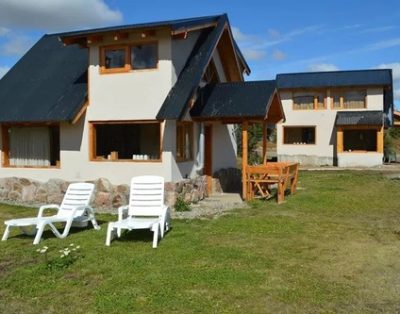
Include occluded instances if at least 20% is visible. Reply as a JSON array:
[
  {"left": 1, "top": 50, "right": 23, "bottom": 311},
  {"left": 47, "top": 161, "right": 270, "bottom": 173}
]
[{"left": 246, "top": 162, "right": 299, "bottom": 203}]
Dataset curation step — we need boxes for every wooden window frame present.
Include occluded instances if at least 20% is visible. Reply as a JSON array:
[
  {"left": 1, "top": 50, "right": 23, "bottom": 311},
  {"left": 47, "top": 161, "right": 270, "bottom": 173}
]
[
  {"left": 1, "top": 123, "right": 61, "bottom": 169},
  {"left": 292, "top": 90, "right": 327, "bottom": 110},
  {"left": 89, "top": 120, "right": 162, "bottom": 162},
  {"left": 176, "top": 121, "right": 194, "bottom": 162},
  {"left": 336, "top": 125, "right": 383, "bottom": 153},
  {"left": 330, "top": 88, "right": 367, "bottom": 110},
  {"left": 99, "top": 41, "right": 159, "bottom": 74},
  {"left": 283, "top": 126, "right": 317, "bottom": 145}
]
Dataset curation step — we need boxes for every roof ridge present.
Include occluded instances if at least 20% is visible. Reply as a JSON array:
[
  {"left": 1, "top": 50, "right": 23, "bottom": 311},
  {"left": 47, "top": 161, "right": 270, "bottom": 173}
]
[
  {"left": 277, "top": 69, "right": 391, "bottom": 76},
  {"left": 52, "top": 14, "right": 225, "bottom": 37}
]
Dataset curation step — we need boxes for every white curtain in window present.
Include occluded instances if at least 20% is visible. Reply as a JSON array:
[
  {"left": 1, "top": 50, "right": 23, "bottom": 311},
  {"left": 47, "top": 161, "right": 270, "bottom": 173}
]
[{"left": 9, "top": 127, "right": 51, "bottom": 166}]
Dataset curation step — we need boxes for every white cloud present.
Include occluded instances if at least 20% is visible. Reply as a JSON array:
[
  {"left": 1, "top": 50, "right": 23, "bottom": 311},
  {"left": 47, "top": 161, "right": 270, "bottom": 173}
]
[
  {"left": 0, "top": 27, "right": 9, "bottom": 36},
  {"left": 377, "top": 62, "right": 400, "bottom": 103},
  {"left": 1, "top": 36, "right": 34, "bottom": 56},
  {"left": 242, "top": 49, "right": 266, "bottom": 61},
  {"left": 377, "top": 62, "right": 400, "bottom": 80},
  {"left": 267, "top": 28, "right": 281, "bottom": 39},
  {"left": 359, "top": 26, "right": 395, "bottom": 34},
  {"left": 272, "top": 50, "right": 286, "bottom": 61},
  {"left": 367, "top": 38, "right": 400, "bottom": 51},
  {"left": 0, "top": 66, "right": 10, "bottom": 79},
  {"left": 0, "top": 0, "right": 122, "bottom": 31},
  {"left": 308, "top": 63, "right": 339, "bottom": 72}
]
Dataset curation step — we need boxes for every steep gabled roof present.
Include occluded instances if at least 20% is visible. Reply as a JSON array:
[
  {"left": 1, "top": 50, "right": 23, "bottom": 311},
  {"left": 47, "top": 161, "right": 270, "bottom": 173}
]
[
  {"left": 276, "top": 69, "right": 392, "bottom": 89},
  {"left": 156, "top": 15, "right": 228, "bottom": 120},
  {"left": 0, "top": 35, "right": 88, "bottom": 123},
  {"left": 190, "top": 80, "right": 277, "bottom": 120}
]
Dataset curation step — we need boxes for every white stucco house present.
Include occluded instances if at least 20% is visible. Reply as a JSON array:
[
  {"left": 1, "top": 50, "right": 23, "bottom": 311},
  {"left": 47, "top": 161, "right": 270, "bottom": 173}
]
[
  {"left": 0, "top": 14, "right": 261, "bottom": 189},
  {"left": 275, "top": 70, "right": 394, "bottom": 167}
]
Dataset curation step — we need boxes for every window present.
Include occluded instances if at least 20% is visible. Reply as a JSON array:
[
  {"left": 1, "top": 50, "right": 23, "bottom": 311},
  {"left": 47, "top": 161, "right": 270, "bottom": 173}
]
[
  {"left": 2, "top": 125, "right": 60, "bottom": 167},
  {"left": 331, "top": 89, "right": 366, "bottom": 109},
  {"left": 343, "top": 129, "right": 377, "bottom": 152},
  {"left": 100, "top": 42, "right": 158, "bottom": 73},
  {"left": 293, "top": 91, "right": 325, "bottom": 110},
  {"left": 283, "top": 126, "right": 316, "bottom": 145},
  {"left": 90, "top": 122, "right": 161, "bottom": 161},
  {"left": 131, "top": 43, "right": 158, "bottom": 69},
  {"left": 176, "top": 122, "right": 193, "bottom": 161}
]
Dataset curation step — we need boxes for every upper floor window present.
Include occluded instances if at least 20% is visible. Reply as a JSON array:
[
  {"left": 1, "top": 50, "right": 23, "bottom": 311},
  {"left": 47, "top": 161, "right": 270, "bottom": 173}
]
[
  {"left": 331, "top": 89, "right": 366, "bottom": 109},
  {"left": 292, "top": 91, "right": 325, "bottom": 110},
  {"left": 100, "top": 42, "right": 158, "bottom": 74}
]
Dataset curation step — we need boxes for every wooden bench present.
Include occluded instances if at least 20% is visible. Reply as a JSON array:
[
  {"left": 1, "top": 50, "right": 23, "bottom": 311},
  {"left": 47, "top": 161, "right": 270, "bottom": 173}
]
[{"left": 246, "top": 162, "right": 299, "bottom": 204}]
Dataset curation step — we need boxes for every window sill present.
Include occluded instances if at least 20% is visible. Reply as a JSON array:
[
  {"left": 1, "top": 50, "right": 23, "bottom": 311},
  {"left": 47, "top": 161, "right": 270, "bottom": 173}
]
[
  {"left": 99, "top": 66, "right": 159, "bottom": 75},
  {"left": 2, "top": 165, "right": 60, "bottom": 169},
  {"left": 91, "top": 158, "right": 162, "bottom": 163}
]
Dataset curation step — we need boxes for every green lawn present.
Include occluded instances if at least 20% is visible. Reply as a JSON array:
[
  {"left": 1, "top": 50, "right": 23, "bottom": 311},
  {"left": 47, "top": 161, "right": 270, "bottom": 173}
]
[{"left": 1, "top": 171, "right": 400, "bottom": 313}]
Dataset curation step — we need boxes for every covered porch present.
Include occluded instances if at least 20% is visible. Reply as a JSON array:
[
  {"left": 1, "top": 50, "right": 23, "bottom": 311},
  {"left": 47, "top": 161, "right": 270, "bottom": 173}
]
[{"left": 191, "top": 80, "right": 299, "bottom": 203}]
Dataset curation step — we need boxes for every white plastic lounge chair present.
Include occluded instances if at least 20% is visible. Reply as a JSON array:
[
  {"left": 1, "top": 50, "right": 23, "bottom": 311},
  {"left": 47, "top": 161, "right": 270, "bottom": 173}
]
[
  {"left": 105, "top": 176, "right": 171, "bottom": 248},
  {"left": 2, "top": 182, "right": 100, "bottom": 245}
]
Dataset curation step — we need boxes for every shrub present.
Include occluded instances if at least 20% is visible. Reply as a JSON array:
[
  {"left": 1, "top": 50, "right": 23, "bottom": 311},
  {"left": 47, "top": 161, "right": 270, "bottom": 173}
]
[{"left": 174, "top": 196, "right": 190, "bottom": 212}]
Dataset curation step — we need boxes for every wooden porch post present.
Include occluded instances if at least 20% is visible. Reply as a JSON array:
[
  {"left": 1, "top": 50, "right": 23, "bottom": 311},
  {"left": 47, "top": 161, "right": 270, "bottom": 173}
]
[
  {"left": 262, "top": 121, "right": 267, "bottom": 165},
  {"left": 337, "top": 127, "right": 343, "bottom": 153},
  {"left": 377, "top": 126, "right": 384, "bottom": 153},
  {"left": 242, "top": 121, "right": 248, "bottom": 200}
]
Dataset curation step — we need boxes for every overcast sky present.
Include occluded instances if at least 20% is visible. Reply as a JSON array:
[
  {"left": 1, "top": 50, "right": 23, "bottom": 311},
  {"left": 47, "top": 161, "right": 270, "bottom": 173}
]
[{"left": 0, "top": 0, "right": 399, "bottom": 108}]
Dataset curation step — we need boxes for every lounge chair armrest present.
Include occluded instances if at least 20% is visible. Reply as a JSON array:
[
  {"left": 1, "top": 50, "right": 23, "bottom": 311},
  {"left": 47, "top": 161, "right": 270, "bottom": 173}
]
[
  {"left": 161, "top": 205, "right": 171, "bottom": 226},
  {"left": 118, "top": 205, "right": 129, "bottom": 221},
  {"left": 38, "top": 204, "right": 60, "bottom": 217}
]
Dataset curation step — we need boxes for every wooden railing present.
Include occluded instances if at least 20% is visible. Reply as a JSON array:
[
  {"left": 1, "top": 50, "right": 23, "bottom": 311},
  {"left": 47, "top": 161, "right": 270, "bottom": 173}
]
[{"left": 245, "top": 162, "right": 299, "bottom": 203}]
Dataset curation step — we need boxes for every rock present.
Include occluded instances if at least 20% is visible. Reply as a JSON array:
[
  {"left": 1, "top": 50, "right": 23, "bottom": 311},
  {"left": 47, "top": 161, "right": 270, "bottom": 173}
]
[
  {"left": 18, "top": 178, "right": 32, "bottom": 186},
  {"left": 115, "top": 184, "right": 129, "bottom": 195},
  {"left": 8, "top": 191, "right": 21, "bottom": 201},
  {"left": 95, "top": 178, "right": 114, "bottom": 193},
  {"left": 165, "top": 191, "right": 177, "bottom": 208},
  {"left": 112, "top": 193, "right": 128, "bottom": 208},
  {"left": 94, "top": 191, "right": 112, "bottom": 208},
  {"left": 21, "top": 184, "right": 37, "bottom": 202},
  {"left": 47, "top": 193, "right": 64, "bottom": 205}
]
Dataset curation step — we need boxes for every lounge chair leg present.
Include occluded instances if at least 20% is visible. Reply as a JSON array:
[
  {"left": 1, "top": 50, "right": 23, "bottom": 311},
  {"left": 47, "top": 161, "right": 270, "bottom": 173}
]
[
  {"left": 152, "top": 223, "right": 159, "bottom": 248},
  {"left": 33, "top": 223, "right": 46, "bottom": 245},
  {"left": 105, "top": 223, "right": 114, "bottom": 246},
  {"left": 2, "top": 225, "right": 10, "bottom": 241}
]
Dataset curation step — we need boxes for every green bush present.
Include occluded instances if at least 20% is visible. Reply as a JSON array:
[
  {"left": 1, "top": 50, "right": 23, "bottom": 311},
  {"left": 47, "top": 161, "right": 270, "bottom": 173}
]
[{"left": 174, "top": 196, "right": 190, "bottom": 212}]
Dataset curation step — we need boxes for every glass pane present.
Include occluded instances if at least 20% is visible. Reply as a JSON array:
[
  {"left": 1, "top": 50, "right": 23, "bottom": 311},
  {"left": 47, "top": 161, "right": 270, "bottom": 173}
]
[
  {"left": 293, "top": 96, "right": 314, "bottom": 110},
  {"left": 343, "top": 130, "right": 376, "bottom": 151},
  {"left": 316, "top": 93, "right": 325, "bottom": 109},
  {"left": 343, "top": 90, "right": 365, "bottom": 109},
  {"left": 284, "top": 127, "right": 315, "bottom": 144},
  {"left": 104, "top": 48, "right": 126, "bottom": 69},
  {"left": 131, "top": 43, "right": 158, "bottom": 69},
  {"left": 95, "top": 123, "right": 160, "bottom": 160}
]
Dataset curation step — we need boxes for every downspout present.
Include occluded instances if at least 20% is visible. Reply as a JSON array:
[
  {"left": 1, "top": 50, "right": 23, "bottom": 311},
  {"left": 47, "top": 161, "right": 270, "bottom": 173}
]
[{"left": 194, "top": 123, "right": 205, "bottom": 174}]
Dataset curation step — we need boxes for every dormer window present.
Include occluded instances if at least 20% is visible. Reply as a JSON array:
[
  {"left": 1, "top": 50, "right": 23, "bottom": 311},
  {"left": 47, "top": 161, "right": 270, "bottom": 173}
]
[{"left": 100, "top": 42, "right": 158, "bottom": 74}]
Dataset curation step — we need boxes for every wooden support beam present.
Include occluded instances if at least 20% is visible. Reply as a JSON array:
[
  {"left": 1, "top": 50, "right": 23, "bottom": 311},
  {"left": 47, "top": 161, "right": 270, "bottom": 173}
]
[
  {"left": 113, "top": 32, "right": 128, "bottom": 41},
  {"left": 377, "top": 126, "right": 384, "bottom": 153},
  {"left": 87, "top": 35, "right": 103, "bottom": 44},
  {"left": 337, "top": 127, "right": 343, "bottom": 153},
  {"left": 141, "top": 30, "right": 156, "bottom": 38},
  {"left": 242, "top": 121, "right": 248, "bottom": 200},
  {"left": 262, "top": 121, "right": 267, "bottom": 165}
]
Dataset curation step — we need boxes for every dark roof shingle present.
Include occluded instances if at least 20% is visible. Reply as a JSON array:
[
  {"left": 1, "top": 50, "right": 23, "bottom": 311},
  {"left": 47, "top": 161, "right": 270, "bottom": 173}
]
[
  {"left": 0, "top": 34, "right": 87, "bottom": 123},
  {"left": 276, "top": 69, "right": 392, "bottom": 89},
  {"left": 335, "top": 110, "right": 384, "bottom": 126},
  {"left": 156, "top": 15, "right": 227, "bottom": 120},
  {"left": 190, "top": 80, "right": 276, "bottom": 119}
]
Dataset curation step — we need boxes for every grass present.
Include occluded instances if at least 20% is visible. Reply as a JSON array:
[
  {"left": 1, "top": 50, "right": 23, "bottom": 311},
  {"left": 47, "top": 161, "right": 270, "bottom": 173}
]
[{"left": 1, "top": 171, "right": 400, "bottom": 313}]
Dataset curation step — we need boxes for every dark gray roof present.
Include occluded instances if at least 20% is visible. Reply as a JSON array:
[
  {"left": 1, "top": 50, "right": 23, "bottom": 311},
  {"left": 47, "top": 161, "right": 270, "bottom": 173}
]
[
  {"left": 276, "top": 69, "right": 392, "bottom": 89},
  {"left": 190, "top": 80, "right": 276, "bottom": 119},
  {"left": 58, "top": 15, "right": 221, "bottom": 39},
  {"left": 335, "top": 111, "right": 384, "bottom": 126},
  {"left": 156, "top": 15, "right": 228, "bottom": 120},
  {"left": 0, "top": 34, "right": 87, "bottom": 123}
]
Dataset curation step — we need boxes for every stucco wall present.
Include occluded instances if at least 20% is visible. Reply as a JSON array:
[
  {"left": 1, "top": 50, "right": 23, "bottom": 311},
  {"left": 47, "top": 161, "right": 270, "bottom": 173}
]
[
  {"left": 0, "top": 29, "right": 238, "bottom": 184},
  {"left": 277, "top": 87, "right": 384, "bottom": 166},
  {"left": 337, "top": 153, "right": 383, "bottom": 167}
]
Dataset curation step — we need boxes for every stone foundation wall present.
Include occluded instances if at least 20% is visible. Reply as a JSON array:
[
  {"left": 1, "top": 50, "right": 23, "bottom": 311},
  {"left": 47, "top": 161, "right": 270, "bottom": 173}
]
[{"left": 0, "top": 176, "right": 208, "bottom": 213}]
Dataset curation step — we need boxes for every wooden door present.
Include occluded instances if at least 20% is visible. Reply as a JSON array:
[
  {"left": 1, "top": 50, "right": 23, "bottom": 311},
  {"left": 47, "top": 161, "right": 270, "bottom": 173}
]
[{"left": 204, "top": 125, "right": 213, "bottom": 195}]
